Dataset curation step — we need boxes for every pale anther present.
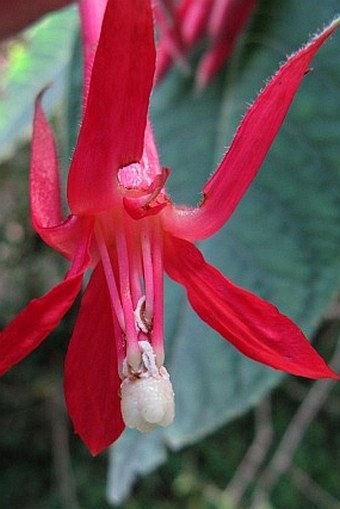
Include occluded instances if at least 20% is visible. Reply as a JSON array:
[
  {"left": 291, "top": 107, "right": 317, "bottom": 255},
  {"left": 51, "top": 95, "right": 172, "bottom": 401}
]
[
  {"left": 134, "top": 296, "right": 149, "bottom": 333},
  {"left": 120, "top": 341, "right": 175, "bottom": 432}
]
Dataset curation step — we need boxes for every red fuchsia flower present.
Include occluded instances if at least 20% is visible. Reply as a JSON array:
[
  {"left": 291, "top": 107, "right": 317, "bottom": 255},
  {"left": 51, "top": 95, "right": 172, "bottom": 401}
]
[
  {"left": 155, "top": 0, "right": 258, "bottom": 88},
  {"left": 0, "top": 0, "right": 339, "bottom": 455}
]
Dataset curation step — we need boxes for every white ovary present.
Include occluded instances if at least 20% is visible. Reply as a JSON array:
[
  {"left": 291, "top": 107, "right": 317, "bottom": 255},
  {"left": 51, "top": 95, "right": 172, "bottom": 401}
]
[{"left": 120, "top": 366, "right": 175, "bottom": 432}]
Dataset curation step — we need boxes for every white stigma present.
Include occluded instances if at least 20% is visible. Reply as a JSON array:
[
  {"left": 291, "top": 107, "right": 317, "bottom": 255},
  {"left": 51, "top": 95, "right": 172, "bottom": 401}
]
[{"left": 120, "top": 341, "right": 175, "bottom": 432}]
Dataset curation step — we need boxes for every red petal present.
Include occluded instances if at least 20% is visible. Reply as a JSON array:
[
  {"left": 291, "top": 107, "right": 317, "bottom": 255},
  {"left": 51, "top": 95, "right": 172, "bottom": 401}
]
[
  {"left": 164, "top": 235, "right": 339, "bottom": 379},
  {"left": 123, "top": 168, "right": 170, "bottom": 219},
  {"left": 162, "top": 19, "right": 339, "bottom": 241},
  {"left": 67, "top": 0, "right": 156, "bottom": 215},
  {"left": 30, "top": 90, "right": 86, "bottom": 259},
  {"left": 64, "top": 263, "right": 125, "bottom": 455},
  {"left": 0, "top": 228, "right": 92, "bottom": 376},
  {"left": 123, "top": 197, "right": 167, "bottom": 220},
  {"left": 0, "top": 274, "right": 83, "bottom": 376}
]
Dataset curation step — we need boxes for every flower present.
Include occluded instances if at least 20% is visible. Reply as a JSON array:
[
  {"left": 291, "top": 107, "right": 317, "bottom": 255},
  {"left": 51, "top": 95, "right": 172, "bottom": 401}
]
[
  {"left": 0, "top": 0, "right": 339, "bottom": 455},
  {"left": 155, "top": 0, "right": 258, "bottom": 87}
]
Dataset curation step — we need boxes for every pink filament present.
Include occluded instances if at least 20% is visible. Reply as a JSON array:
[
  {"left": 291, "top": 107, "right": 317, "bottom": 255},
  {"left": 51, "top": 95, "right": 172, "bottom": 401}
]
[
  {"left": 125, "top": 220, "right": 143, "bottom": 308},
  {"left": 94, "top": 223, "right": 125, "bottom": 331},
  {"left": 95, "top": 210, "right": 165, "bottom": 372},
  {"left": 150, "top": 225, "right": 164, "bottom": 366},
  {"left": 141, "top": 221, "right": 154, "bottom": 321},
  {"left": 115, "top": 222, "right": 140, "bottom": 370}
]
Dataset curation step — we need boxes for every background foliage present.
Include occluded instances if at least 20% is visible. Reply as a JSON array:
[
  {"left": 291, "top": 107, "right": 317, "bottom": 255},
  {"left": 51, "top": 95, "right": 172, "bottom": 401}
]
[{"left": 0, "top": 0, "right": 339, "bottom": 508}]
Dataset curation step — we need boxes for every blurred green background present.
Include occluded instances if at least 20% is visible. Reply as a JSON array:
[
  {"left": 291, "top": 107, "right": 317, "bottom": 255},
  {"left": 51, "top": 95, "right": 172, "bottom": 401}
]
[{"left": 0, "top": 1, "right": 340, "bottom": 508}]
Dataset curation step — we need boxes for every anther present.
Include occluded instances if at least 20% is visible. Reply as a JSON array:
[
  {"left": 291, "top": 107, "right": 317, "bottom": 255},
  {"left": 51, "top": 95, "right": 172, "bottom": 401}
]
[{"left": 134, "top": 296, "right": 150, "bottom": 333}]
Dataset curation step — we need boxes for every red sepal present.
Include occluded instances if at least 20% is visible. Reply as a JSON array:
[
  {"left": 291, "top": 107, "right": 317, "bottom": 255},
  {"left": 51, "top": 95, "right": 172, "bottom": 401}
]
[
  {"left": 64, "top": 263, "right": 125, "bottom": 455},
  {"left": 0, "top": 224, "right": 92, "bottom": 376},
  {"left": 68, "top": 0, "right": 156, "bottom": 215},
  {"left": 162, "top": 19, "right": 339, "bottom": 241},
  {"left": 164, "top": 235, "right": 340, "bottom": 380},
  {"left": 0, "top": 274, "right": 83, "bottom": 376},
  {"left": 30, "top": 90, "right": 87, "bottom": 259}
]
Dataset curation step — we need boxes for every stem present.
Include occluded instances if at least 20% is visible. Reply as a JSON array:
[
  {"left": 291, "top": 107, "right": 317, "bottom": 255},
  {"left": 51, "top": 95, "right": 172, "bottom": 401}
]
[
  {"left": 47, "top": 376, "right": 81, "bottom": 509},
  {"left": 289, "top": 465, "right": 340, "bottom": 509},
  {"left": 224, "top": 397, "right": 273, "bottom": 506},
  {"left": 251, "top": 336, "right": 340, "bottom": 508}
]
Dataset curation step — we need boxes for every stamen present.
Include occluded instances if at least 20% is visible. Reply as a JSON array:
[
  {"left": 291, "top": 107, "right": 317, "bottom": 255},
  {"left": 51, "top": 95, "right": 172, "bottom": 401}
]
[
  {"left": 116, "top": 223, "right": 141, "bottom": 371},
  {"left": 94, "top": 223, "right": 125, "bottom": 330},
  {"left": 125, "top": 219, "right": 143, "bottom": 308},
  {"left": 141, "top": 222, "right": 154, "bottom": 322},
  {"left": 112, "top": 309, "right": 126, "bottom": 378},
  {"left": 134, "top": 296, "right": 149, "bottom": 334},
  {"left": 151, "top": 225, "right": 165, "bottom": 366},
  {"left": 139, "top": 340, "right": 159, "bottom": 377}
]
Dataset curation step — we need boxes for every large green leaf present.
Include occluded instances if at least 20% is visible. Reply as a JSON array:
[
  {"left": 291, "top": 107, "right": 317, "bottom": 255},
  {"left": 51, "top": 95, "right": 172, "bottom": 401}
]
[
  {"left": 107, "top": 0, "right": 340, "bottom": 503},
  {"left": 0, "top": 6, "right": 78, "bottom": 161}
]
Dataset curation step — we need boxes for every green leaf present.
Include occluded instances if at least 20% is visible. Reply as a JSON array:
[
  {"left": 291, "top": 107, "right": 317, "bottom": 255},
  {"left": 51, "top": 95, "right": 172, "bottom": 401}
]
[
  {"left": 106, "top": 429, "right": 168, "bottom": 505},
  {"left": 107, "top": 0, "right": 340, "bottom": 502},
  {"left": 0, "top": 6, "right": 78, "bottom": 162}
]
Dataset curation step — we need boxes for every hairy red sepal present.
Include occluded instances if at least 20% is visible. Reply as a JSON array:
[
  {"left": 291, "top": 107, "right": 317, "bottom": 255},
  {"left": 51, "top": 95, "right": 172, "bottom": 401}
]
[
  {"left": 162, "top": 19, "right": 339, "bottom": 241},
  {"left": 164, "top": 235, "right": 340, "bottom": 379}
]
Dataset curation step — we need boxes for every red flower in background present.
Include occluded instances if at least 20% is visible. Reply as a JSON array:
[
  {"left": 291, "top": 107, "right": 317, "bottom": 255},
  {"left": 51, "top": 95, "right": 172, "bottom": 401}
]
[
  {"left": 155, "top": 0, "right": 258, "bottom": 87},
  {"left": 0, "top": 0, "right": 339, "bottom": 455}
]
